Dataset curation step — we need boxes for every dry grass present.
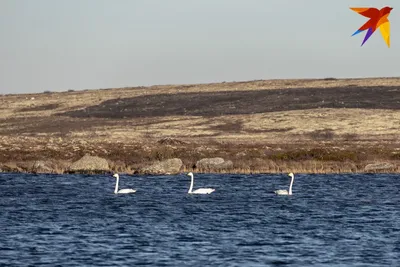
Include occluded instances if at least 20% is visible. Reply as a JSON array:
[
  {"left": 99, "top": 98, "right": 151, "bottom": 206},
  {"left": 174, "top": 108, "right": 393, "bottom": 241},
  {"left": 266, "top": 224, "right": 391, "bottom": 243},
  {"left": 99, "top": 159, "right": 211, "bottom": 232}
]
[{"left": 0, "top": 77, "right": 399, "bottom": 173}]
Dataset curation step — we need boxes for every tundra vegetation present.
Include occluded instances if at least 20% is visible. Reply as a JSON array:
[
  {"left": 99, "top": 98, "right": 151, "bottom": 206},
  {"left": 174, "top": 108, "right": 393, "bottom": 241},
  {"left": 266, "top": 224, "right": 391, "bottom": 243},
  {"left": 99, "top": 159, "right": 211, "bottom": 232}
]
[{"left": 0, "top": 77, "right": 399, "bottom": 174}]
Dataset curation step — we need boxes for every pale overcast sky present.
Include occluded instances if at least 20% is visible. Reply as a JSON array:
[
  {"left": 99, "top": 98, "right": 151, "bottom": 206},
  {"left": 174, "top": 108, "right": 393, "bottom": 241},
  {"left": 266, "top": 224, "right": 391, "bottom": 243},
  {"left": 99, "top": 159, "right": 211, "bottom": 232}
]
[{"left": 0, "top": 0, "right": 398, "bottom": 94}]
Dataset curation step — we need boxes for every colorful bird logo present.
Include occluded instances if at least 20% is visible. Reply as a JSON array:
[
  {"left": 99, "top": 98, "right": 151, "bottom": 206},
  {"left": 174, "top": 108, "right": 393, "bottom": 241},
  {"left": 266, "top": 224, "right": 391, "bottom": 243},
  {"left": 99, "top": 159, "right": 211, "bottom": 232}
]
[{"left": 350, "top": 6, "right": 393, "bottom": 47}]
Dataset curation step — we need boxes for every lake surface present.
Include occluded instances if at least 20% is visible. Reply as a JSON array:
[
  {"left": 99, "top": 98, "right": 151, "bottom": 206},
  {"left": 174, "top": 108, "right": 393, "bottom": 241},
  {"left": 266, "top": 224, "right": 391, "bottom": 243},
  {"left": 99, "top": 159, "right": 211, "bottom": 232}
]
[{"left": 1, "top": 172, "right": 399, "bottom": 266}]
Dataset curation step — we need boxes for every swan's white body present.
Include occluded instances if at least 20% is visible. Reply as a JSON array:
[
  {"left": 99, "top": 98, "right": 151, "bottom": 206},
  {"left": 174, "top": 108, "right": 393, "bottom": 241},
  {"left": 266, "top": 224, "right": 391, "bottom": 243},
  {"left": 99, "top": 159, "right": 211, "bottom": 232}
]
[
  {"left": 187, "top": 172, "right": 215, "bottom": 194},
  {"left": 274, "top": 173, "right": 295, "bottom": 195},
  {"left": 113, "top": 173, "right": 136, "bottom": 194}
]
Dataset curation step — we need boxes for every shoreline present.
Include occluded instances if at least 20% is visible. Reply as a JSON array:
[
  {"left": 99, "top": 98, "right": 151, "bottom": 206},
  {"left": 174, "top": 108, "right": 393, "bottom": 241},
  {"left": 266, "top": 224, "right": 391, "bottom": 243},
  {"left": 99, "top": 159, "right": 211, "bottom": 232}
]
[
  {"left": 0, "top": 139, "right": 398, "bottom": 175},
  {"left": 1, "top": 166, "right": 399, "bottom": 175}
]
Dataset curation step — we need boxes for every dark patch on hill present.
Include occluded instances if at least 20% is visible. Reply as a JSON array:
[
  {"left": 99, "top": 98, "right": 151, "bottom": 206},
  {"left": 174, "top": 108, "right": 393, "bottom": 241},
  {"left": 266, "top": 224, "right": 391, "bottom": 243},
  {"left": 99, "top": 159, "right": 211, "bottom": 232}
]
[{"left": 57, "top": 85, "right": 400, "bottom": 119}]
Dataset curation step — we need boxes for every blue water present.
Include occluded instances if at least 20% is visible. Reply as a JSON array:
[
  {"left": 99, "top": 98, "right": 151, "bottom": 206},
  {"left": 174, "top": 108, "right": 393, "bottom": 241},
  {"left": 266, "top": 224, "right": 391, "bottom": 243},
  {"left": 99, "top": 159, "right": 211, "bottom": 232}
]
[{"left": 1, "top": 172, "right": 399, "bottom": 266}]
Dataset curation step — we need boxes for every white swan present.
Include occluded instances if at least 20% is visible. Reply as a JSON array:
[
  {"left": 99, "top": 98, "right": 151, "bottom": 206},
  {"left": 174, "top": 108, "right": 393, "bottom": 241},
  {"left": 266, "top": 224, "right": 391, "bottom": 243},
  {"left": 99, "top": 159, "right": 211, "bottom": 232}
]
[
  {"left": 113, "top": 173, "right": 136, "bottom": 194},
  {"left": 274, "top": 172, "right": 295, "bottom": 195},
  {"left": 187, "top": 172, "right": 215, "bottom": 194}
]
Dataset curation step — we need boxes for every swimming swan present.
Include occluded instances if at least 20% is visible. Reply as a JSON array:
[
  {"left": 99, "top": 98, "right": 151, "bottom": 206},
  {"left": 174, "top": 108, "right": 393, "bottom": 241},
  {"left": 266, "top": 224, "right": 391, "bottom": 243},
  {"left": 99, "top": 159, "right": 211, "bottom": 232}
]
[
  {"left": 187, "top": 172, "right": 215, "bottom": 194},
  {"left": 274, "top": 172, "right": 295, "bottom": 195},
  {"left": 113, "top": 173, "right": 136, "bottom": 194}
]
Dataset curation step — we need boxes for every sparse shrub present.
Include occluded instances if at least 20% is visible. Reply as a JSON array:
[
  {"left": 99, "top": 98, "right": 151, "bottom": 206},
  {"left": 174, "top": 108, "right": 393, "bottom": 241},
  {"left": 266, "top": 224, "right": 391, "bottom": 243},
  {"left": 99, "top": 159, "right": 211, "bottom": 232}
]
[
  {"left": 246, "top": 149, "right": 264, "bottom": 158},
  {"left": 157, "top": 137, "right": 187, "bottom": 145},
  {"left": 342, "top": 133, "right": 358, "bottom": 141},
  {"left": 18, "top": 103, "right": 60, "bottom": 112},
  {"left": 149, "top": 146, "right": 176, "bottom": 161},
  {"left": 210, "top": 120, "right": 243, "bottom": 133},
  {"left": 269, "top": 148, "right": 364, "bottom": 162},
  {"left": 307, "top": 129, "right": 335, "bottom": 140}
]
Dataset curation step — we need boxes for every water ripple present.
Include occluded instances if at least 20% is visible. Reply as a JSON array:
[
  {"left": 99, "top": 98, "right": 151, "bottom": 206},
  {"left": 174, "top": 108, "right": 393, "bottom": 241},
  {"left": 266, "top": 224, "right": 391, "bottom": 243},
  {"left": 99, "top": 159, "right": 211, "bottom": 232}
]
[{"left": 0, "top": 173, "right": 399, "bottom": 266}]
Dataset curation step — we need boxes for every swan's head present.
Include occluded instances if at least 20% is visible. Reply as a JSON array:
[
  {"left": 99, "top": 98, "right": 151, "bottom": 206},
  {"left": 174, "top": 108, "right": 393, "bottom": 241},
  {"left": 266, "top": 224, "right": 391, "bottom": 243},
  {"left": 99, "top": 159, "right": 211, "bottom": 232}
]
[
  {"left": 113, "top": 173, "right": 119, "bottom": 178},
  {"left": 288, "top": 172, "right": 294, "bottom": 178},
  {"left": 187, "top": 172, "right": 193, "bottom": 176}
]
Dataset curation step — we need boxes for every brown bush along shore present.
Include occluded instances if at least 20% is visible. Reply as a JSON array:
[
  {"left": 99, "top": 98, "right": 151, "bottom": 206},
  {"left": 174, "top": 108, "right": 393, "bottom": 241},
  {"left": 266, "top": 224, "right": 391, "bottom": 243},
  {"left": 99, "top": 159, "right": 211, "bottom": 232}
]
[{"left": 0, "top": 77, "right": 399, "bottom": 174}]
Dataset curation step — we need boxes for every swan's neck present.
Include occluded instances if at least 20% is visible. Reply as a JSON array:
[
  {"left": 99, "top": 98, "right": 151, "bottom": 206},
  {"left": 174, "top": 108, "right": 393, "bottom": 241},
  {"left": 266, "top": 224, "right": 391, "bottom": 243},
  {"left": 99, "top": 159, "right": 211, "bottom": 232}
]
[
  {"left": 288, "top": 175, "right": 294, "bottom": 195},
  {"left": 114, "top": 177, "right": 119, "bottom": 194},
  {"left": 188, "top": 174, "right": 194, "bottom": 193}
]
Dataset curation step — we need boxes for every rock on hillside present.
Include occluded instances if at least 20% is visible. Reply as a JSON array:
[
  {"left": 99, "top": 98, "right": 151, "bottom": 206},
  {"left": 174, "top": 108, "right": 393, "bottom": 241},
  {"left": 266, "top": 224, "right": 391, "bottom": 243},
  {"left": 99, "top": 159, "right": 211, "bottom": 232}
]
[
  {"left": 196, "top": 157, "right": 233, "bottom": 171},
  {"left": 31, "top": 160, "right": 54, "bottom": 173},
  {"left": 69, "top": 154, "right": 110, "bottom": 173},
  {"left": 364, "top": 162, "right": 396, "bottom": 172},
  {"left": 141, "top": 158, "right": 183, "bottom": 175}
]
